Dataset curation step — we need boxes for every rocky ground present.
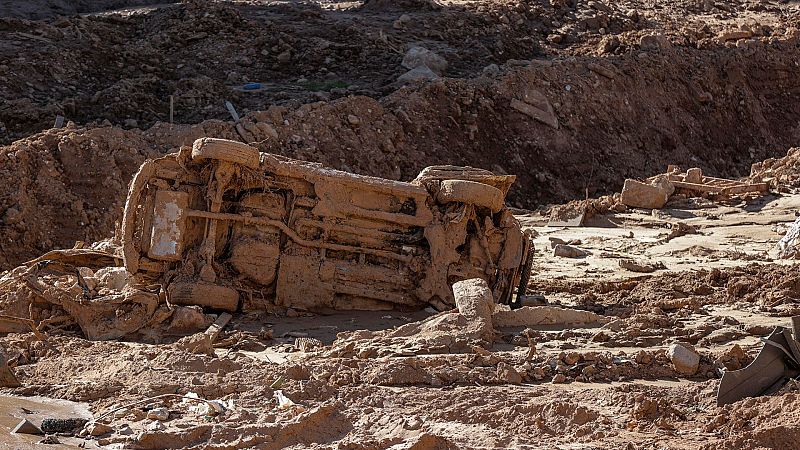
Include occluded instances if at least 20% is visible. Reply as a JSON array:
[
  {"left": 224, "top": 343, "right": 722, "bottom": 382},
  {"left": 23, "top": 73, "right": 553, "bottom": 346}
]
[{"left": 1, "top": 0, "right": 800, "bottom": 449}]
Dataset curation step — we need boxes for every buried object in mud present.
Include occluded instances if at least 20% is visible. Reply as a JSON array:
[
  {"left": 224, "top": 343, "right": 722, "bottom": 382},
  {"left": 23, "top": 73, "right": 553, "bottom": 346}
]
[
  {"left": 717, "top": 324, "right": 800, "bottom": 405},
  {"left": 121, "top": 138, "right": 534, "bottom": 313}
]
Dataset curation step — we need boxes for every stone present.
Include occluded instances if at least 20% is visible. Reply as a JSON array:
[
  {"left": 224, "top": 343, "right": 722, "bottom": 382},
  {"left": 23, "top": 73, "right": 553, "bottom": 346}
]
[
  {"left": 482, "top": 64, "right": 500, "bottom": 75},
  {"left": 619, "top": 259, "right": 666, "bottom": 273},
  {"left": 620, "top": 178, "right": 674, "bottom": 209},
  {"left": 718, "top": 30, "right": 753, "bottom": 42},
  {"left": 276, "top": 50, "right": 292, "bottom": 64},
  {"left": 547, "top": 34, "right": 563, "bottom": 44},
  {"left": 452, "top": 278, "right": 494, "bottom": 322},
  {"left": 347, "top": 114, "right": 361, "bottom": 126},
  {"left": 12, "top": 419, "right": 43, "bottom": 435},
  {"left": 146, "top": 407, "right": 169, "bottom": 421},
  {"left": 553, "top": 244, "right": 590, "bottom": 258},
  {"left": 667, "top": 342, "right": 700, "bottom": 375},
  {"left": 639, "top": 34, "right": 672, "bottom": 50},
  {"left": 552, "top": 373, "right": 567, "bottom": 384},
  {"left": 393, "top": 14, "right": 411, "bottom": 29},
  {"left": 497, "top": 362, "right": 523, "bottom": 384},
  {"left": 2, "top": 207, "right": 22, "bottom": 225},
  {"left": 397, "top": 65, "right": 439, "bottom": 84},
  {"left": 684, "top": 167, "right": 703, "bottom": 183},
  {"left": 509, "top": 89, "right": 559, "bottom": 129},
  {"left": 86, "top": 421, "right": 113, "bottom": 437},
  {"left": 401, "top": 46, "right": 448, "bottom": 75}
]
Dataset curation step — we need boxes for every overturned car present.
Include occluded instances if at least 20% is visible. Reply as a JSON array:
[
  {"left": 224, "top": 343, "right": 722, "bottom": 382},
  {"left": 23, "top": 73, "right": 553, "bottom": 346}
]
[{"left": 120, "top": 138, "right": 533, "bottom": 313}]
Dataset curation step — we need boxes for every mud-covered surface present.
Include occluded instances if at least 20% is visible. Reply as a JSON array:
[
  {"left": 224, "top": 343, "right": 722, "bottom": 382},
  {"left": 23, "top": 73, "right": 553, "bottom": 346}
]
[{"left": 2, "top": 0, "right": 800, "bottom": 448}]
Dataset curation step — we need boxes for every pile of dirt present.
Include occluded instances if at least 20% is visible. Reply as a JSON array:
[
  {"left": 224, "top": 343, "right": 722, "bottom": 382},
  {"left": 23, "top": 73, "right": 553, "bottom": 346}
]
[{"left": 5, "top": 30, "right": 800, "bottom": 270}]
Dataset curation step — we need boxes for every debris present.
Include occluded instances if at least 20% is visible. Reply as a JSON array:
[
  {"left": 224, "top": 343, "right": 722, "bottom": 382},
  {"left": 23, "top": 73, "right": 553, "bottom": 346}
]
[
  {"left": 509, "top": 91, "right": 559, "bottom": 129},
  {"left": 619, "top": 259, "right": 666, "bottom": 273},
  {"left": 397, "top": 65, "right": 439, "bottom": 84},
  {"left": 667, "top": 343, "right": 700, "bottom": 376},
  {"left": 123, "top": 138, "right": 533, "bottom": 313},
  {"left": 620, "top": 177, "right": 674, "bottom": 209},
  {"left": 452, "top": 278, "right": 494, "bottom": 323},
  {"left": 718, "top": 326, "right": 800, "bottom": 405},
  {"left": 493, "top": 306, "right": 609, "bottom": 327},
  {"left": 85, "top": 421, "right": 113, "bottom": 436},
  {"left": 657, "top": 166, "right": 768, "bottom": 198},
  {"left": 775, "top": 216, "right": 800, "bottom": 259},
  {"left": 294, "top": 337, "right": 324, "bottom": 352},
  {"left": 553, "top": 244, "right": 590, "bottom": 258},
  {"left": 401, "top": 46, "right": 447, "bottom": 75},
  {"left": 664, "top": 222, "right": 698, "bottom": 242},
  {"left": 275, "top": 390, "right": 306, "bottom": 414},
  {"left": 12, "top": 419, "right": 43, "bottom": 435},
  {"left": 146, "top": 407, "right": 169, "bottom": 421},
  {"left": 53, "top": 115, "right": 64, "bottom": 128},
  {"left": 40, "top": 418, "right": 88, "bottom": 434}
]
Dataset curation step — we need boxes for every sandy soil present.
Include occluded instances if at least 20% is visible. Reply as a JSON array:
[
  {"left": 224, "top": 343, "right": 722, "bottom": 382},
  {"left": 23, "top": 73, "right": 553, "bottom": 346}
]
[{"left": 1, "top": 0, "right": 800, "bottom": 449}]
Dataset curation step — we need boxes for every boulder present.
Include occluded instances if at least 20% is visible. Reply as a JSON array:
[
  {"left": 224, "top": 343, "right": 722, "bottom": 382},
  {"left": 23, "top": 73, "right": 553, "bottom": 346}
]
[
  {"left": 667, "top": 342, "right": 700, "bottom": 375},
  {"left": 620, "top": 178, "right": 674, "bottom": 209}
]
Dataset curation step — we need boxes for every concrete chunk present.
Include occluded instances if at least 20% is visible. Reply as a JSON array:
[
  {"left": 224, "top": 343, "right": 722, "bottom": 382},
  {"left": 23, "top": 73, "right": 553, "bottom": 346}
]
[
  {"left": 620, "top": 178, "right": 674, "bottom": 209},
  {"left": 452, "top": 278, "right": 493, "bottom": 323}
]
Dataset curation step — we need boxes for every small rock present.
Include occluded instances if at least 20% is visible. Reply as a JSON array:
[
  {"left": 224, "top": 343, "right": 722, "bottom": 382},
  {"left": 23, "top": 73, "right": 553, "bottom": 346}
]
[
  {"left": 86, "top": 421, "right": 113, "bottom": 437},
  {"left": 2, "top": 207, "right": 22, "bottom": 225},
  {"left": 639, "top": 34, "right": 672, "bottom": 50},
  {"left": 146, "top": 407, "right": 169, "bottom": 421},
  {"left": 552, "top": 373, "right": 567, "bottom": 384},
  {"left": 718, "top": 30, "right": 753, "bottom": 42},
  {"left": 397, "top": 65, "right": 439, "bottom": 84},
  {"left": 497, "top": 362, "right": 523, "bottom": 384},
  {"left": 393, "top": 14, "right": 411, "bottom": 29},
  {"left": 124, "top": 118, "right": 138, "bottom": 128},
  {"left": 619, "top": 259, "right": 666, "bottom": 273},
  {"left": 276, "top": 50, "right": 292, "bottom": 64},
  {"left": 347, "top": 114, "right": 361, "bottom": 126},
  {"left": 667, "top": 342, "right": 700, "bottom": 375},
  {"left": 553, "top": 244, "right": 590, "bottom": 258},
  {"left": 401, "top": 46, "right": 447, "bottom": 75},
  {"left": 482, "top": 64, "right": 500, "bottom": 75},
  {"left": 547, "top": 34, "right": 564, "bottom": 44}
]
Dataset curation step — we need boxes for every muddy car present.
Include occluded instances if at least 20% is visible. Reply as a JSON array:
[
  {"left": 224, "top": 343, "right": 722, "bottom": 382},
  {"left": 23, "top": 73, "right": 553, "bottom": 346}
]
[{"left": 121, "top": 138, "right": 533, "bottom": 312}]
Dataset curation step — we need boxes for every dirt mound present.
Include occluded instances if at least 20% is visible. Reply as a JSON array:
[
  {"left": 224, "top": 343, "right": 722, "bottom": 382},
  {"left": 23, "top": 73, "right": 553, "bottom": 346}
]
[{"left": 4, "top": 29, "right": 800, "bottom": 270}]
